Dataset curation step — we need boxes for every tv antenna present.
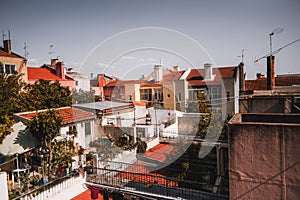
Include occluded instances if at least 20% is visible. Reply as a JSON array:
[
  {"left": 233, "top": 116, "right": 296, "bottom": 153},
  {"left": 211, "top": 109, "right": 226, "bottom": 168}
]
[
  {"left": 238, "top": 49, "right": 246, "bottom": 63},
  {"left": 24, "top": 42, "right": 29, "bottom": 59},
  {"left": 2, "top": 30, "right": 6, "bottom": 42},
  {"left": 254, "top": 38, "right": 300, "bottom": 63},
  {"left": 49, "top": 44, "right": 55, "bottom": 56}
]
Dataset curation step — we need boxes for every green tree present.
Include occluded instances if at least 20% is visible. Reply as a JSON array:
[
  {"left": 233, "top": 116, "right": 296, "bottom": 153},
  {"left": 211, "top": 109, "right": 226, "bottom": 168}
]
[
  {"left": 20, "top": 79, "right": 71, "bottom": 111},
  {"left": 186, "top": 91, "right": 212, "bottom": 138},
  {"left": 72, "top": 89, "right": 95, "bottom": 104},
  {"left": 26, "top": 110, "right": 63, "bottom": 178},
  {"left": 0, "top": 72, "right": 25, "bottom": 143}
]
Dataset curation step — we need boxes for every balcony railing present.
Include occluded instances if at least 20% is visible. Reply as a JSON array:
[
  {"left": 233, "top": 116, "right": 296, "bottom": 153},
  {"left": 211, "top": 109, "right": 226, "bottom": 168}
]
[{"left": 86, "top": 161, "right": 228, "bottom": 200}]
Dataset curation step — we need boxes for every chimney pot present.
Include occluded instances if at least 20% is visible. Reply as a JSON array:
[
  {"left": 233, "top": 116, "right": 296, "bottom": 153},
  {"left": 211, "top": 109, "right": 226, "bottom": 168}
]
[
  {"left": 239, "top": 62, "right": 245, "bottom": 91},
  {"left": 3, "top": 40, "right": 12, "bottom": 54},
  {"left": 154, "top": 65, "right": 163, "bottom": 82},
  {"left": 173, "top": 66, "right": 179, "bottom": 72},
  {"left": 51, "top": 58, "right": 58, "bottom": 69},
  {"left": 56, "top": 61, "right": 65, "bottom": 79},
  {"left": 204, "top": 63, "right": 214, "bottom": 80},
  {"left": 267, "top": 56, "right": 275, "bottom": 90}
]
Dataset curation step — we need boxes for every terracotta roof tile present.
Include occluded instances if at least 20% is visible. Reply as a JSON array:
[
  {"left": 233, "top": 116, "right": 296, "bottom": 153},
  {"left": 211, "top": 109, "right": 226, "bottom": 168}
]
[
  {"left": 27, "top": 67, "right": 73, "bottom": 81},
  {"left": 106, "top": 80, "right": 146, "bottom": 87},
  {"left": 116, "top": 144, "right": 178, "bottom": 186},
  {"left": 17, "top": 107, "right": 95, "bottom": 125},
  {"left": 187, "top": 67, "right": 236, "bottom": 87},
  {"left": 160, "top": 70, "right": 184, "bottom": 83},
  {"left": 245, "top": 75, "right": 300, "bottom": 91}
]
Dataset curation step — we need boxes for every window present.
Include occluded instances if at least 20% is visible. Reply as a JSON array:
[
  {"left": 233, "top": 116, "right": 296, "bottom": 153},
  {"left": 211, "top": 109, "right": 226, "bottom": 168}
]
[
  {"left": 208, "top": 87, "right": 221, "bottom": 100},
  {"left": 75, "top": 81, "right": 78, "bottom": 86},
  {"left": 178, "top": 93, "right": 182, "bottom": 101},
  {"left": 154, "top": 89, "right": 162, "bottom": 101},
  {"left": 85, "top": 122, "right": 91, "bottom": 135},
  {"left": 188, "top": 89, "right": 205, "bottom": 101},
  {"left": 128, "top": 95, "right": 132, "bottom": 101},
  {"left": 167, "top": 93, "right": 171, "bottom": 98},
  {"left": 69, "top": 125, "right": 76, "bottom": 131},
  {"left": 0, "top": 64, "right": 16, "bottom": 74},
  {"left": 140, "top": 89, "right": 152, "bottom": 101}
]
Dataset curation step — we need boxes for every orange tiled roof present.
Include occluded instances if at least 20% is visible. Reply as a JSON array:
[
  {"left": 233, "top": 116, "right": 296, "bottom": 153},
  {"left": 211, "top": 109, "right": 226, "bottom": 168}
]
[
  {"left": 71, "top": 190, "right": 112, "bottom": 200},
  {"left": 160, "top": 70, "right": 184, "bottom": 83},
  {"left": 116, "top": 144, "right": 178, "bottom": 186},
  {"left": 187, "top": 67, "right": 236, "bottom": 87},
  {"left": 140, "top": 82, "right": 162, "bottom": 88},
  {"left": 245, "top": 75, "right": 300, "bottom": 91},
  {"left": 17, "top": 107, "right": 95, "bottom": 125},
  {"left": 27, "top": 67, "right": 73, "bottom": 81}
]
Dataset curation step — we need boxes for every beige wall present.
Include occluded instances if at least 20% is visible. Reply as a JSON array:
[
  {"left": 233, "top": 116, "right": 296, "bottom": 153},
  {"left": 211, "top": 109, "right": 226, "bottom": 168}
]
[
  {"left": 163, "top": 82, "right": 176, "bottom": 110},
  {"left": 125, "top": 84, "right": 140, "bottom": 102},
  {"left": 0, "top": 56, "right": 28, "bottom": 82},
  {"left": 228, "top": 113, "right": 300, "bottom": 200}
]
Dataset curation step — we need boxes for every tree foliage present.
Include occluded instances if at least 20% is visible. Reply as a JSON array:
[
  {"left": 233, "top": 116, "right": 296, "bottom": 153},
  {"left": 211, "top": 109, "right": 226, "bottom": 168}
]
[
  {"left": 26, "top": 110, "right": 63, "bottom": 178},
  {"left": 0, "top": 73, "right": 25, "bottom": 143},
  {"left": 0, "top": 75, "right": 72, "bottom": 143},
  {"left": 20, "top": 79, "right": 71, "bottom": 111},
  {"left": 26, "top": 109, "right": 62, "bottom": 145}
]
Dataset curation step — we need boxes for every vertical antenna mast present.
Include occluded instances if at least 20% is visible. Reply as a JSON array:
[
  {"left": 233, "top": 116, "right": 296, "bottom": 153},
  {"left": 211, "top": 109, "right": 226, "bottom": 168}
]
[
  {"left": 24, "top": 42, "right": 29, "bottom": 59},
  {"left": 2, "top": 30, "right": 6, "bottom": 42},
  {"left": 238, "top": 49, "right": 246, "bottom": 63},
  {"left": 49, "top": 44, "right": 55, "bottom": 58}
]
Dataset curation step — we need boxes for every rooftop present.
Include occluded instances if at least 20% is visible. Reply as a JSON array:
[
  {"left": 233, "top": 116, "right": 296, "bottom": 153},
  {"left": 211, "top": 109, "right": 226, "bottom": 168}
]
[
  {"left": 27, "top": 67, "right": 73, "bottom": 81},
  {"left": 245, "top": 74, "right": 300, "bottom": 91},
  {"left": 187, "top": 66, "right": 237, "bottom": 87},
  {"left": 0, "top": 48, "right": 25, "bottom": 59},
  {"left": 14, "top": 107, "right": 95, "bottom": 125}
]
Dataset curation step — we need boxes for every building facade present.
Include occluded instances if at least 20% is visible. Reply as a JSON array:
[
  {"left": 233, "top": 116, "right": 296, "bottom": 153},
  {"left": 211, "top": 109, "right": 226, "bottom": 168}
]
[
  {"left": 0, "top": 39, "right": 28, "bottom": 82},
  {"left": 228, "top": 113, "right": 300, "bottom": 200},
  {"left": 27, "top": 59, "right": 75, "bottom": 91}
]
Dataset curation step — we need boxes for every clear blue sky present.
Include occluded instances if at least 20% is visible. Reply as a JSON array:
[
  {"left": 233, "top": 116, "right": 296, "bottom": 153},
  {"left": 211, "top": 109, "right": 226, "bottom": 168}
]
[{"left": 1, "top": 0, "right": 300, "bottom": 79}]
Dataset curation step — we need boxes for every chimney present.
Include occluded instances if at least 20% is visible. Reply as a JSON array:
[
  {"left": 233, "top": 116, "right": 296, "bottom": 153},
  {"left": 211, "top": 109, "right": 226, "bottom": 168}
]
[
  {"left": 267, "top": 56, "right": 275, "bottom": 90},
  {"left": 204, "top": 63, "right": 214, "bottom": 80},
  {"left": 56, "top": 61, "right": 65, "bottom": 79},
  {"left": 238, "top": 62, "right": 245, "bottom": 91},
  {"left": 51, "top": 58, "right": 58, "bottom": 69},
  {"left": 154, "top": 65, "right": 163, "bottom": 82},
  {"left": 3, "top": 40, "right": 12, "bottom": 54},
  {"left": 173, "top": 66, "right": 179, "bottom": 72},
  {"left": 256, "top": 73, "right": 265, "bottom": 79}
]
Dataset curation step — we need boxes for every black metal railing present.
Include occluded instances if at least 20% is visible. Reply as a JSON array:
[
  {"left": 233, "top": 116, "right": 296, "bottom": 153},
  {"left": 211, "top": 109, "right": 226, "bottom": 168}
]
[{"left": 86, "top": 162, "right": 228, "bottom": 200}]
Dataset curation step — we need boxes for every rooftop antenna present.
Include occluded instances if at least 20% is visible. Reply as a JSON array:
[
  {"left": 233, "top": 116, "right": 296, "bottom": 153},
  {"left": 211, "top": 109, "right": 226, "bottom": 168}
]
[
  {"left": 23, "top": 42, "right": 29, "bottom": 59},
  {"left": 49, "top": 44, "right": 55, "bottom": 57},
  {"left": 238, "top": 49, "right": 246, "bottom": 63},
  {"left": 2, "top": 30, "right": 6, "bottom": 42},
  {"left": 254, "top": 38, "right": 299, "bottom": 63}
]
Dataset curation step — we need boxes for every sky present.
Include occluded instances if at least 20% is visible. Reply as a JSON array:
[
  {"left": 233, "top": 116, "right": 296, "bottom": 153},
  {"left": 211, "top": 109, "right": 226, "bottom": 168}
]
[{"left": 1, "top": 0, "right": 300, "bottom": 80}]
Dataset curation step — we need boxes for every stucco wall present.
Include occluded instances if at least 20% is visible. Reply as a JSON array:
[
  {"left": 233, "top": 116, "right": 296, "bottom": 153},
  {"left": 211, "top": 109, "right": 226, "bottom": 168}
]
[
  {"left": 228, "top": 114, "right": 300, "bottom": 200},
  {"left": 162, "top": 82, "right": 176, "bottom": 110},
  {"left": 0, "top": 56, "right": 28, "bottom": 82}
]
